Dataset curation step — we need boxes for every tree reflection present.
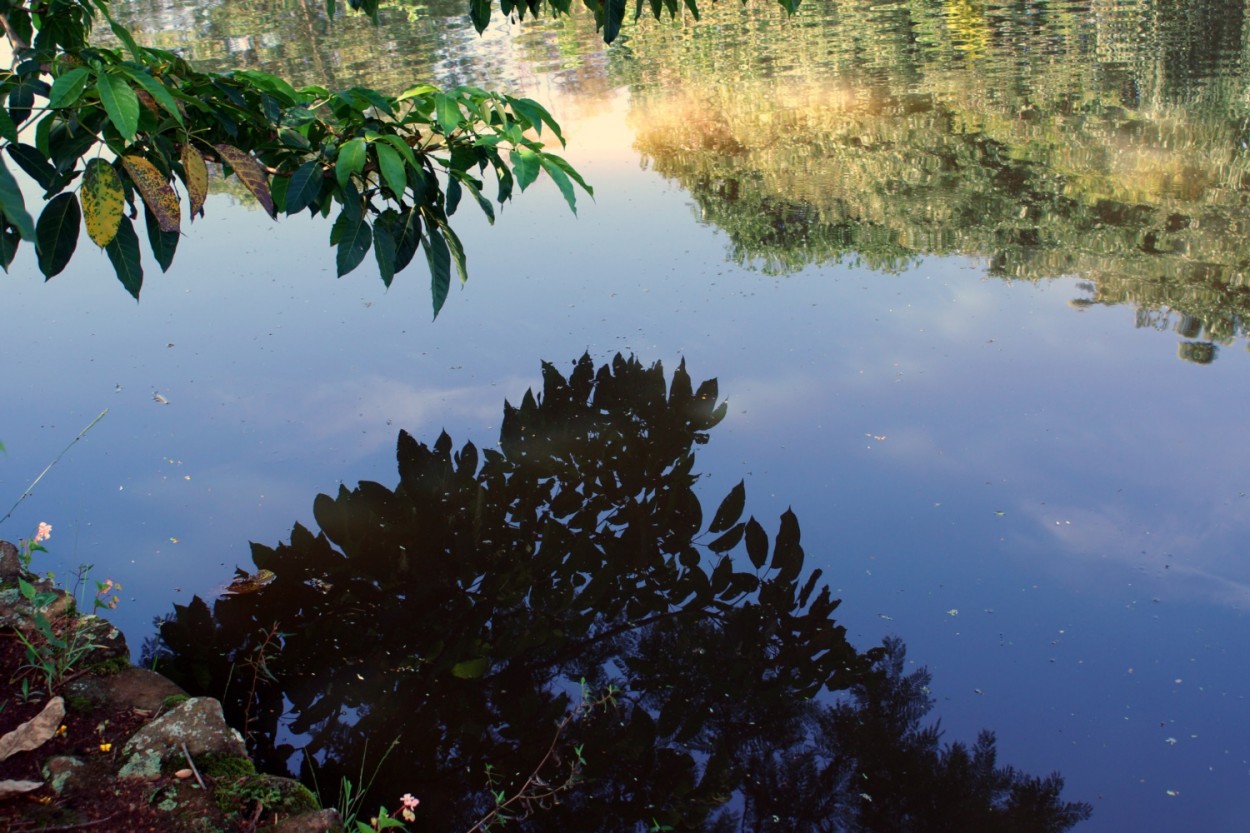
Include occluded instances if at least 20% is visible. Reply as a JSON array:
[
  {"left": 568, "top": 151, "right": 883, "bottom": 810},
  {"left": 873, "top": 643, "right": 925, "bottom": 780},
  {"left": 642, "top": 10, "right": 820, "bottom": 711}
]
[
  {"left": 149, "top": 354, "right": 1092, "bottom": 831},
  {"left": 620, "top": 0, "right": 1250, "bottom": 361}
]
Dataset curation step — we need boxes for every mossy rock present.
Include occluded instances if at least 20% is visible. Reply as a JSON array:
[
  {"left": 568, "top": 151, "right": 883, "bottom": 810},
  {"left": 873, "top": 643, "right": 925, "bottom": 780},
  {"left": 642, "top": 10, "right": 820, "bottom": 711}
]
[
  {"left": 215, "top": 773, "right": 318, "bottom": 819},
  {"left": 197, "top": 752, "right": 257, "bottom": 778},
  {"left": 163, "top": 693, "right": 191, "bottom": 710}
]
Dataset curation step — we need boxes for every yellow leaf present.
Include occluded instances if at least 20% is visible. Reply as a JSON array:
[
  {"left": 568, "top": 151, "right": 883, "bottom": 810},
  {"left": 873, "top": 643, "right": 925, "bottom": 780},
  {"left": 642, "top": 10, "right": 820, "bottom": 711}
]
[
  {"left": 180, "top": 144, "right": 207, "bottom": 220},
  {"left": 80, "top": 159, "right": 124, "bottom": 247},
  {"left": 215, "top": 144, "right": 275, "bottom": 218},
  {"left": 121, "top": 154, "right": 181, "bottom": 233}
]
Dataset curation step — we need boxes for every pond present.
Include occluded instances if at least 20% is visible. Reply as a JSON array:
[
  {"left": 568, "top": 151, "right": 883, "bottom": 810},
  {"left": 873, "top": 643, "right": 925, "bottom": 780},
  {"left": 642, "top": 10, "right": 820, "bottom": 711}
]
[{"left": 4, "top": 0, "right": 1250, "bottom": 829}]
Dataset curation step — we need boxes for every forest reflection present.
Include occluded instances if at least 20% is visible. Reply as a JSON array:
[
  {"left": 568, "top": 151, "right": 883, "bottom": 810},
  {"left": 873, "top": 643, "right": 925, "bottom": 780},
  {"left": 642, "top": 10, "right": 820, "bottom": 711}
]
[
  {"left": 149, "top": 355, "right": 1092, "bottom": 831},
  {"left": 620, "top": 0, "right": 1250, "bottom": 362}
]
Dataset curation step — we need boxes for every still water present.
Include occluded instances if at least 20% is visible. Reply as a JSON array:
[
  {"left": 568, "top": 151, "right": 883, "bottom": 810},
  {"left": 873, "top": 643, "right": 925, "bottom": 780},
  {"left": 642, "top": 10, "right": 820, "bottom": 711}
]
[{"left": 4, "top": 0, "right": 1250, "bottom": 829}]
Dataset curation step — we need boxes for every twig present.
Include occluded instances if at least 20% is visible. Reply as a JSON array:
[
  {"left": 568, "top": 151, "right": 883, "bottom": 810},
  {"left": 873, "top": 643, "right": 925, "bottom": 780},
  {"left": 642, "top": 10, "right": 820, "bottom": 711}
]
[
  {"left": 181, "top": 741, "right": 208, "bottom": 791},
  {"left": 0, "top": 409, "right": 108, "bottom": 526},
  {"left": 15, "top": 812, "right": 119, "bottom": 831},
  {"left": 464, "top": 690, "right": 614, "bottom": 833}
]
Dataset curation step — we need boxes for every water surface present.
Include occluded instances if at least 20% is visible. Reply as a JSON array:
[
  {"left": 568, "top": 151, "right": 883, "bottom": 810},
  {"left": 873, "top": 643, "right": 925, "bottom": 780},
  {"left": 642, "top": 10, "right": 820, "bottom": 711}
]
[{"left": 4, "top": 0, "right": 1250, "bottom": 829}]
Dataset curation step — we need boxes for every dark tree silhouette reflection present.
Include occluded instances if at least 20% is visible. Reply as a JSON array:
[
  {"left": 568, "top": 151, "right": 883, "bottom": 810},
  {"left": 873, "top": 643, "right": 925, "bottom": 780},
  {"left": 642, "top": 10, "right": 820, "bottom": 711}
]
[{"left": 149, "top": 354, "right": 1091, "bottom": 832}]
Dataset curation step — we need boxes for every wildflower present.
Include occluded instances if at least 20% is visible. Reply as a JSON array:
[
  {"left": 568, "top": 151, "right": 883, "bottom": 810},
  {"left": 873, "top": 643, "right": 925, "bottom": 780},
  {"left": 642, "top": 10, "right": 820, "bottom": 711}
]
[
  {"left": 34, "top": 522, "right": 51, "bottom": 543},
  {"left": 99, "top": 742, "right": 112, "bottom": 753},
  {"left": 400, "top": 793, "right": 419, "bottom": 821},
  {"left": 96, "top": 579, "right": 123, "bottom": 610}
]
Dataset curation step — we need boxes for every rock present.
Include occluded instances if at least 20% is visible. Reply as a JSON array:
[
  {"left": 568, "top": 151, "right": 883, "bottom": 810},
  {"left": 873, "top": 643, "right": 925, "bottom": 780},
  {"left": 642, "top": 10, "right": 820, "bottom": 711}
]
[
  {"left": 0, "top": 541, "right": 20, "bottom": 582},
  {"left": 67, "top": 667, "right": 186, "bottom": 714},
  {"left": 42, "top": 756, "right": 86, "bottom": 795},
  {"left": 271, "top": 808, "right": 345, "bottom": 833},
  {"left": 119, "top": 697, "right": 246, "bottom": 780},
  {"left": 74, "top": 615, "right": 130, "bottom": 664}
]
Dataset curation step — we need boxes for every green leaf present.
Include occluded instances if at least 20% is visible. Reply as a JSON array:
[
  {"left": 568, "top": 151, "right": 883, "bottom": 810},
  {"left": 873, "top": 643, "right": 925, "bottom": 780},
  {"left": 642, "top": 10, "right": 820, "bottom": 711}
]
[
  {"left": 543, "top": 153, "right": 594, "bottom": 196},
  {"left": 35, "top": 192, "right": 80, "bottom": 278},
  {"left": 104, "top": 12, "right": 145, "bottom": 61},
  {"left": 434, "top": 93, "right": 462, "bottom": 135},
  {"left": 34, "top": 114, "right": 54, "bottom": 159},
  {"left": 331, "top": 209, "right": 371, "bottom": 277},
  {"left": 442, "top": 221, "right": 468, "bottom": 285},
  {"left": 450, "top": 657, "right": 488, "bottom": 679},
  {"left": 374, "top": 142, "right": 406, "bottom": 199},
  {"left": 144, "top": 203, "right": 179, "bottom": 272},
  {"left": 470, "top": 0, "right": 492, "bottom": 32},
  {"left": 397, "top": 83, "right": 438, "bottom": 103},
  {"left": 510, "top": 147, "right": 540, "bottom": 191},
  {"left": 121, "top": 68, "right": 184, "bottom": 126},
  {"left": 445, "top": 177, "right": 462, "bottom": 216},
  {"left": 105, "top": 215, "right": 143, "bottom": 299},
  {"left": 47, "top": 67, "right": 91, "bottom": 108},
  {"left": 0, "top": 225, "right": 20, "bottom": 270},
  {"left": 372, "top": 216, "right": 396, "bottom": 287},
  {"left": 232, "top": 70, "right": 299, "bottom": 103},
  {"left": 507, "top": 97, "right": 564, "bottom": 145},
  {"left": 391, "top": 208, "right": 420, "bottom": 273},
  {"left": 455, "top": 175, "right": 495, "bottom": 224},
  {"left": 425, "top": 223, "right": 451, "bottom": 319},
  {"left": 284, "top": 160, "right": 323, "bottom": 215},
  {"left": 604, "top": 0, "right": 627, "bottom": 42},
  {"left": 374, "top": 208, "right": 420, "bottom": 285},
  {"left": 0, "top": 157, "right": 36, "bottom": 241},
  {"left": 96, "top": 74, "right": 140, "bottom": 142},
  {"left": 8, "top": 143, "right": 59, "bottom": 191},
  {"left": 709, "top": 480, "right": 745, "bottom": 533},
  {"left": 0, "top": 108, "right": 16, "bottom": 145},
  {"left": 378, "top": 134, "right": 419, "bottom": 169},
  {"left": 538, "top": 154, "right": 579, "bottom": 214},
  {"left": 336, "top": 137, "right": 366, "bottom": 190}
]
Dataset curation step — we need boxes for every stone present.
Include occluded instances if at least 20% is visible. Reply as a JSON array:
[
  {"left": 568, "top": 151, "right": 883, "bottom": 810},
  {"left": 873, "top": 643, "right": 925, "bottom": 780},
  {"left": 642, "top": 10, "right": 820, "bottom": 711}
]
[
  {"left": 42, "top": 756, "right": 86, "bottom": 795},
  {"left": 72, "top": 615, "right": 130, "bottom": 664},
  {"left": 119, "top": 697, "right": 246, "bottom": 780},
  {"left": 67, "top": 667, "right": 185, "bottom": 713},
  {"left": 271, "top": 808, "right": 345, "bottom": 833},
  {"left": 0, "top": 541, "right": 20, "bottom": 582}
]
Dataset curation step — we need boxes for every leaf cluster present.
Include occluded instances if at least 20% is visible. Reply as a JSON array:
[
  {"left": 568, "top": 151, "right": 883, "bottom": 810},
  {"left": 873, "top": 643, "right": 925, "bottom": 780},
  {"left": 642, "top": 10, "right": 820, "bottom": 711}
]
[{"left": 0, "top": 0, "right": 589, "bottom": 314}]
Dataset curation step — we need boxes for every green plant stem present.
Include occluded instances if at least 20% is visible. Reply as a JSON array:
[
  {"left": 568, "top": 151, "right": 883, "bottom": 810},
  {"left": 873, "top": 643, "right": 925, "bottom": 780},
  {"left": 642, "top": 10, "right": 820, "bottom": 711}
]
[{"left": 0, "top": 408, "right": 107, "bottom": 526}]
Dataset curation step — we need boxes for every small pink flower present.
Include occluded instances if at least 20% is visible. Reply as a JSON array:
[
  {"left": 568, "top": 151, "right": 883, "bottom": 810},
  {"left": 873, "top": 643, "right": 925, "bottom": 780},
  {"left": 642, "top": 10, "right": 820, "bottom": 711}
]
[
  {"left": 34, "top": 522, "right": 52, "bottom": 543},
  {"left": 400, "top": 793, "right": 419, "bottom": 810}
]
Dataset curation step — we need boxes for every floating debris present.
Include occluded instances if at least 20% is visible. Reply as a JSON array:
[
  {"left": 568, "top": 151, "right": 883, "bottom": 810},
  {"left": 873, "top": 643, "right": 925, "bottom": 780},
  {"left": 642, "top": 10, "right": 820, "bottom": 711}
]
[{"left": 225, "top": 569, "right": 276, "bottom": 594}]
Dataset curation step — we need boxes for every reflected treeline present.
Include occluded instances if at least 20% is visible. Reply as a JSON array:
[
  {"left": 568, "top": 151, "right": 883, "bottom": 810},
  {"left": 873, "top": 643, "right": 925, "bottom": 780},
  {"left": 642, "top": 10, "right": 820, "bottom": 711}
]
[
  {"left": 108, "top": 0, "right": 614, "bottom": 96},
  {"left": 617, "top": 0, "right": 1250, "bottom": 361},
  {"left": 148, "top": 354, "right": 1092, "bottom": 831}
]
